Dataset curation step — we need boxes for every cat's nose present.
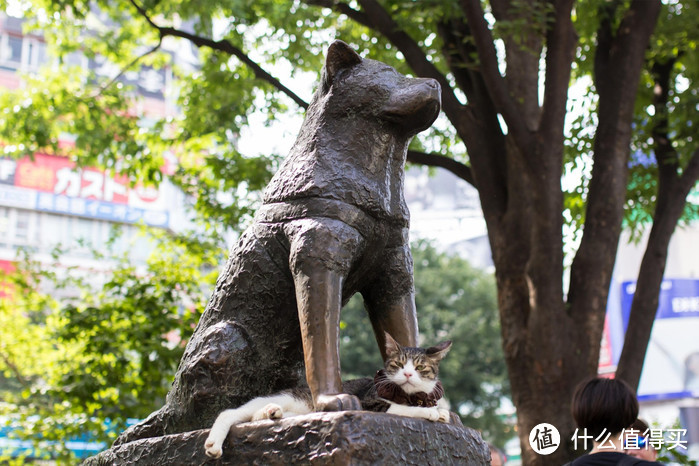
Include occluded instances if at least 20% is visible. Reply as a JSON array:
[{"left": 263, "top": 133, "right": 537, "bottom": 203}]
[{"left": 404, "top": 372, "right": 413, "bottom": 379}]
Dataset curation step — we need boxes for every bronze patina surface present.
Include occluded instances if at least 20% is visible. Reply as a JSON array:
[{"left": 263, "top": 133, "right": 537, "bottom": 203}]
[
  {"left": 115, "top": 39, "right": 441, "bottom": 445},
  {"left": 88, "top": 412, "right": 488, "bottom": 465}
]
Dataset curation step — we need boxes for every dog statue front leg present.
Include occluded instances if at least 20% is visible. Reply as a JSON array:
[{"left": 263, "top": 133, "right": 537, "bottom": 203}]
[
  {"left": 364, "top": 242, "right": 419, "bottom": 357},
  {"left": 287, "top": 217, "right": 365, "bottom": 412},
  {"left": 293, "top": 264, "right": 361, "bottom": 411},
  {"left": 368, "top": 293, "right": 419, "bottom": 357}
]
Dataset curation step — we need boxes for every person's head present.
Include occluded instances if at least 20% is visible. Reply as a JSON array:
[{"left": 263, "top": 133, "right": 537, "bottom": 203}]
[
  {"left": 625, "top": 418, "right": 658, "bottom": 461},
  {"left": 571, "top": 377, "right": 638, "bottom": 437},
  {"left": 488, "top": 443, "right": 506, "bottom": 466}
]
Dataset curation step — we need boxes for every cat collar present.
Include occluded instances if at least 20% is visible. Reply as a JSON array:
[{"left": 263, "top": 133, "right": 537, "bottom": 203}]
[{"left": 374, "top": 370, "right": 444, "bottom": 407}]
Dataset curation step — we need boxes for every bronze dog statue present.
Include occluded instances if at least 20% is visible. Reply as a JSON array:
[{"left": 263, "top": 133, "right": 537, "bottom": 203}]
[{"left": 115, "top": 40, "right": 441, "bottom": 443}]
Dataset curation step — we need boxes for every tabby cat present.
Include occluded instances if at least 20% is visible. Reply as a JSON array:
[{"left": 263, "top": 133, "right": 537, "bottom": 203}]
[{"left": 204, "top": 332, "right": 452, "bottom": 459}]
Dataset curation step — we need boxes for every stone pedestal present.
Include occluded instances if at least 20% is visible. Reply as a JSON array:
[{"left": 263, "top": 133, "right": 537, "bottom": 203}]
[{"left": 84, "top": 411, "right": 489, "bottom": 465}]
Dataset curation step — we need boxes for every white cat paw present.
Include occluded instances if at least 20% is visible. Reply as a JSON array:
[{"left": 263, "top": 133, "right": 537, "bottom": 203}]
[
  {"left": 437, "top": 408, "right": 451, "bottom": 423},
  {"left": 204, "top": 438, "right": 222, "bottom": 459},
  {"left": 263, "top": 403, "right": 283, "bottom": 419},
  {"left": 425, "top": 407, "right": 441, "bottom": 422}
]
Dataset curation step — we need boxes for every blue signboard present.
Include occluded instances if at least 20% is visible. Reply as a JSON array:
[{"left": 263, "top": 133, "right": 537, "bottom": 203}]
[
  {"left": 34, "top": 192, "right": 169, "bottom": 228},
  {"left": 616, "top": 279, "right": 699, "bottom": 401},
  {"left": 621, "top": 279, "right": 699, "bottom": 326}
]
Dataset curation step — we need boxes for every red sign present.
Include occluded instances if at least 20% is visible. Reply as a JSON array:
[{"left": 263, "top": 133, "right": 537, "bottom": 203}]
[
  {"left": 4, "top": 153, "right": 164, "bottom": 206},
  {"left": 14, "top": 153, "right": 130, "bottom": 203}
]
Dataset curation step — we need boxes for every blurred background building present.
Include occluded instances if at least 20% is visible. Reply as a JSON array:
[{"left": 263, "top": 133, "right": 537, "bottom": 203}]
[{"left": 0, "top": 12, "right": 195, "bottom": 279}]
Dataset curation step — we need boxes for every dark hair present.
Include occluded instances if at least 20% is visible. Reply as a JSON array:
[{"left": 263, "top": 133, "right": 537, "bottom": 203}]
[{"left": 571, "top": 377, "right": 638, "bottom": 437}]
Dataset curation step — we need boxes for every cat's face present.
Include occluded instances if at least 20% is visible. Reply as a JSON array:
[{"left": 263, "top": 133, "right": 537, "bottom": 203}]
[{"left": 383, "top": 333, "right": 451, "bottom": 394}]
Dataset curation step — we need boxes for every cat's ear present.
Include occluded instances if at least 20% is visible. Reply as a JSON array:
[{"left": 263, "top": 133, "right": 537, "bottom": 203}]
[
  {"left": 383, "top": 332, "right": 402, "bottom": 357},
  {"left": 426, "top": 340, "right": 452, "bottom": 361}
]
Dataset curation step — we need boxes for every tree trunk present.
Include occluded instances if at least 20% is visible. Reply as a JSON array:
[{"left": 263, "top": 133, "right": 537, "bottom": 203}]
[{"left": 456, "top": 0, "right": 660, "bottom": 464}]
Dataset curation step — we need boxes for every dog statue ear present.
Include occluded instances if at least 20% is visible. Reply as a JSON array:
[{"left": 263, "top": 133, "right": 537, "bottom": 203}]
[{"left": 323, "top": 40, "right": 362, "bottom": 89}]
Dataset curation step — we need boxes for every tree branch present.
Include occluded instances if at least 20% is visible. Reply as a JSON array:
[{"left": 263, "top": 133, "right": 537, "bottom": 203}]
[
  {"left": 0, "top": 349, "right": 30, "bottom": 390},
  {"left": 616, "top": 146, "right": 699, "bottom": 389},
  {"left": 539, "top": 0, "right": 577, "bottom": 142},
  {"left": 568, "top": 0, "right": 661, "bottom": 324},
  {"left": 407, "top": 150, "right": 474, "bottom": 186},
  {"left": 459, "top": 0, "right": 532, "bottom": 152},
  {"left": 681, "top": 148, "right": 699, "bottom": 192},
  {"left": 92, "top": 38, "right": 163, "bottom": 98},
  {"left": 129, "top": 0, "right": 309, "bottom": 110},
  {"left": 436, "top": 19, "right": 481, "bottom": 105},
  {"left": 592, "top": 0, "right": 620, "bottom": 90},
  {"left": 435, "top": 18, "right": 509, "bottom": 221},
  {"left": 651, "top": 59, "right": 679, "bottom": 184}
]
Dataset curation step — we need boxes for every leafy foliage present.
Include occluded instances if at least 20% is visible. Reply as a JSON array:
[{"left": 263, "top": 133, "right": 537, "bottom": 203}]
[
  {"left": 0, "top": 0, "right": 471, "bottom": 227},
  {"left": 3, "top": 0, "right": 693, "bottom": 240},
  {"left": 564, "top": 0, "right": 699, "bottom": 241},
  {"left": 654, "top": 419, "right": 698, "bottom": 466},
  {"left": 0, "top": 229, "right": 224, "bottom": 463},
  {"left": 623, "top": 0, "right": 699, "bottom": 236}
]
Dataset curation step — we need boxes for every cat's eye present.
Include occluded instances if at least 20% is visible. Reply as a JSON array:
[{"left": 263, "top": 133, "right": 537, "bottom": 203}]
[
  {"left": 415, "top": 365, "right": 425, "bottom": 371},
  {"left": 392, "top": 361, "right": 404, "bottom": 369}
]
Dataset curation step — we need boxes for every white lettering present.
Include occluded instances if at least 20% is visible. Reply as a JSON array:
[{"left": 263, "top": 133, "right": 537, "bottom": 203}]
[
  {"left": 54, "top": 168, "right": 81, "bottom": 197},
  {"left": 103, "top": 177, "right": 127, "bottom": 202},
  {"left": 671, "top": 296, "right": 699, "bottom": 313},
  {"left": 80, "top": 171, "right": 104, "bottom": 199}
]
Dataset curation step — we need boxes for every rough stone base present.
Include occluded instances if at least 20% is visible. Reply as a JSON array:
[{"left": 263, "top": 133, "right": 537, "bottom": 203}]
[{"left": 83, "top": 411, "right": 489, "bottom": 465}]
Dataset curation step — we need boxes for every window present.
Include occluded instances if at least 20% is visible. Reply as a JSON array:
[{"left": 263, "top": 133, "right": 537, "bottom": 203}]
[
  {"left": 0, "top": 34, "right": 48, "bottom": 71},
  {"left": 0, "top": 208, "right": 39, "bottom": 247},
  {"left": 39, "top": 212, "right": 64, "bottom": 250},
  {"left": 14, "top": 210, "right": 30, "bottom": 243},
  {"left": 0, "top": 34, "right": 22, "bottom": 70},
  {"left": 0, "top": 207, "right": 9, "bottom": 248},
  {"left": 22, "top": 38, "right": 47, "bottom": 70}
]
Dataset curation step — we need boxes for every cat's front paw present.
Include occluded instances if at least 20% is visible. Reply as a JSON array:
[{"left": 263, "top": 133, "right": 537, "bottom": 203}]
[
  {"left": 204, "top": 437, "right": 222, "bottom": 459},
  {"left": 437, "top": 408, "right": 451, "bottom": 423},
  {"left": 424, "top": 407, "right": 441, "bottom": 422},
  {"left": 316, "top": 393, "right": 361, "bottom": 412},
  {"left": 262, "top": 403, "right": 283, "bottom": 419}
]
